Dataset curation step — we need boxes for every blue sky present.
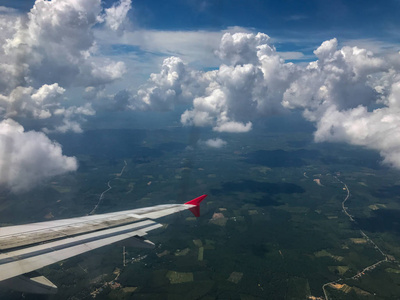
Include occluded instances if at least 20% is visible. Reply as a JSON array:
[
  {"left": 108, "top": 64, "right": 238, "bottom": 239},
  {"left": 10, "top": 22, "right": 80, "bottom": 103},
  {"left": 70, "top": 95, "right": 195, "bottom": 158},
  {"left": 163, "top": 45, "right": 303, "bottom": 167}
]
[
  {"left": 130, "top": 0, "right": 399, "bottom": 34},
  {"left": 7, "top": 0, "right": 400, "bottom": 68},
  {"left": 5, "top": 0, "right": 400, "bottom": 37},
  {"left": 134, "top": 0, "right": 400, "bottom": 56},
  {"left": 3, "top": 0, "right": 399, "bottom": 61}
]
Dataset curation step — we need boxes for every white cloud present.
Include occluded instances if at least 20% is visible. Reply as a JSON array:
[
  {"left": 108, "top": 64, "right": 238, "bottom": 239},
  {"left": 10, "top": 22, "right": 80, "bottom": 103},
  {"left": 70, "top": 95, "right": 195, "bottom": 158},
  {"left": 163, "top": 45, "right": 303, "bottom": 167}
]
[
  {"left": 202, "top": 138, "right": 227, "bottom": 148},
  {"left": 213, "top": 121, "right": 252, "bottom": 133},
  {"left": 2, "top": 0, "right": 400, "bottom": 171},
  {"left": 282, "top": 38, "right": 387, "bottom": 115},
  {"left": 129, "top": 56, "right": 205, "bottom": 111},
  {"left": 0, "top": 6, "right": 18, "bottom": 14},
  {"left": 0, "top": 83, "right": 65, "bottom": 119},
  {"left": 2, "top": 0, "right": 126, "bottom": 91},
  {"left": 313, "top": 104, "right": 400, "bottom": 167},
  {"left": 0, "top": 119, "right": 78, "bottom": 192},
  {"left": 343, "top": 39, "right": 400, "bottom": 56},
  {"left": 0, "top": 0, "right": 132, "bottom": 192},
  {"left": 93, "top": 27, "right": 250, "bottom": 69},
  {"left": 103, "top": 0, "right": 132, "bottom": 31},
  {"left": 0, "top": 0, "right": 133, "bottom": 134},
  {"left": 129, "top": 32, "right": 294, "bottom": 132},
  {"left": 0, "top": 12, "right": 24, "bottom": 93},
  {"left": 150, "top": 61, "right": 260, "bottom": 133},
  {"left": 0, "top": 83, "right": 94, "bottom": 133},
  {"left": 312, "top": 79, "right": 400, "bottom": 168},
  {"left": 280, "top": 38, "right": 400, "bottom": 168},
  {"left": 127, "top": 31, "right": 400, "bottom": 168},
  {"left": 90, "top": 60, "right": 127, "bottom": 84},
  {"left": 44, "top": 103, "right": 96, "bottom": 133},
  {"left": 216, "top": 32, "right": 272, "bottom": 65}
]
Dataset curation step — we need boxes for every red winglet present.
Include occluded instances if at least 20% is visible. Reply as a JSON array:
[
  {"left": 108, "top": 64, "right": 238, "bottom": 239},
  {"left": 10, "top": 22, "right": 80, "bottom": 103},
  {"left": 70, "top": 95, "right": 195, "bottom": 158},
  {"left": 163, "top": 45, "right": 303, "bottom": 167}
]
[{"left": 185, "top": 194, "right": 207, "bottom": 217}]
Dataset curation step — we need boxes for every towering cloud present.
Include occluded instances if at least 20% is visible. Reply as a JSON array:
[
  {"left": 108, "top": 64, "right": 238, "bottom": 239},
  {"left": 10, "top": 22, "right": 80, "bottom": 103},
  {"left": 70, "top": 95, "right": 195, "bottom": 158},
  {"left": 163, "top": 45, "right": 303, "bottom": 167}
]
[
  {"left": 282, "top": 38, "right": 387, "bottom": 115},
  {"left": 130, "top": 33, "right": 292, "bottom": 132},
  {"left": 130, "top": 56, "right": 206, "bottom": 111}
]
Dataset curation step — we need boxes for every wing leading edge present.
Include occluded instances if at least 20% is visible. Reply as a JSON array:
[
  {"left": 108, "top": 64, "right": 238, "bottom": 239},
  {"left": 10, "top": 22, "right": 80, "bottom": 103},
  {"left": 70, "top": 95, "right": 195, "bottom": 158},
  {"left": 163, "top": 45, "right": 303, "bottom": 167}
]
[{"left": 0, "top": 195, "right": 207, "bottom": 294}]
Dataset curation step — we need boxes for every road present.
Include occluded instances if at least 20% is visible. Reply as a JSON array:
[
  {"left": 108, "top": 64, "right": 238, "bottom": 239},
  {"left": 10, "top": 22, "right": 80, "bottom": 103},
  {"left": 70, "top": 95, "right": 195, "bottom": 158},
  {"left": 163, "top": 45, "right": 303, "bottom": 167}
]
[
  {"left": 336, "top": 178, "right": 353, "bottom": 221},
  {"left": 335, "top": 176, "right": 387, "bottom": 259},
  {"left": 89, "top": 160, "right": 128, "bottom": 215},
  {"left": 320, "top": 176, "right": 390, "bottom": 300}
]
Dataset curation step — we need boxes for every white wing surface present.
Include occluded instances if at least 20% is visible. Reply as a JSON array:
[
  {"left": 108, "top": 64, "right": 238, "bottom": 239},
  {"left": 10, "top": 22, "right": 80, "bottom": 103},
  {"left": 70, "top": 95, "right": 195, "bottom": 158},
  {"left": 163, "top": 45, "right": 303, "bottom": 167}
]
[{"left": 0, "top": 195, "right": 207, "bottom": 294}]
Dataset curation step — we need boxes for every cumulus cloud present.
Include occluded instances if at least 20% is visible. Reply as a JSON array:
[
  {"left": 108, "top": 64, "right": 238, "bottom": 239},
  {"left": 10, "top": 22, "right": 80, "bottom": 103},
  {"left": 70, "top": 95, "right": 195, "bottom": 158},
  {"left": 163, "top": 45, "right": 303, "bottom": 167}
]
[
  {"left": 130, "top": 58, "right": 258, "bottom": 132},
  {"left": 279, "top": 38, "right": 400, "bottom": 168},
  {"left": 44, "top": 103, "right": 96, "bottom": 133},
  {"left": 0, "top": 10, "right": 24, "bottom": 93},
  {"left": 125, "top": 32, "right": 295, "bottom": 132},
  {"left": 0, "top": 83, "right": 95, "bottom": 133},
  {"left": 0, "top": 0, "right": 135, "bottom": 125},
  {"left": 103, "top": 0, "right": 132, "bottom": 31},
  {"left": 216, "top": 32, "right": 271, "bottom": 65},
  {"left": 0, "top": 119, "right": 78, "bottom": 192},
  {"left": 2, "top": 0, "right": 400, "bottom": 172},
  {"left": 0, "top": 0, "right": 131, "bottom": 191},
  {"left": 0, "top": 0, "right": 134, "bottom": 137},
  {"left": 126, "top": 31, "right": 400, "bottom": 168},
  {"left": 214, "top": 121, "right": 252, "bottom": 133},
  {"left": 2, "top": 0, "right": 126, "bottom": 89},
  {"left": 202, "top": 138, "right": 227, "bottom": 148},
  {"left": 282, "top": 38, "right": 387, "bottom": 115},
  {"left": 313, "top": 83, "right": 400, "bottom": 168},
  {"left": 0, "top": 83, "right": 65, "bottom": 119},
  {"left": 0, "top": 0, "right": 128, "bottom": 131},
  {"left": 129, "top": 56, "right": 206, "bottom": 111},
  {"left": 180, "top": 63, "right": 261, "bottom": 131}
]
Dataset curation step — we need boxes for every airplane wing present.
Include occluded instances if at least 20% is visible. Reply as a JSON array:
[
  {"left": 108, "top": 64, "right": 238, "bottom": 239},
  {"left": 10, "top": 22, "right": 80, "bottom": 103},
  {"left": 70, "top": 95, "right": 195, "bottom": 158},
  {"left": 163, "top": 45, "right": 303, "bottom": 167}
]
[{"left": 0, "top": 194, "right": 207, "bottom": 294}]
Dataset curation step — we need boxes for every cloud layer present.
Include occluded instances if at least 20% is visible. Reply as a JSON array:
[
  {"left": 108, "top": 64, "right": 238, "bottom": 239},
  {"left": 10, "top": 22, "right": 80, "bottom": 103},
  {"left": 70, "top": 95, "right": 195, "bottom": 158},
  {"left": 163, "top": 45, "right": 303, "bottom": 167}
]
[
  {"left": 125, "top": 32, "right": 400, "bottom": 168},
  {"left": 2, "top": 0, "right": 400, "bottom": 193}
]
